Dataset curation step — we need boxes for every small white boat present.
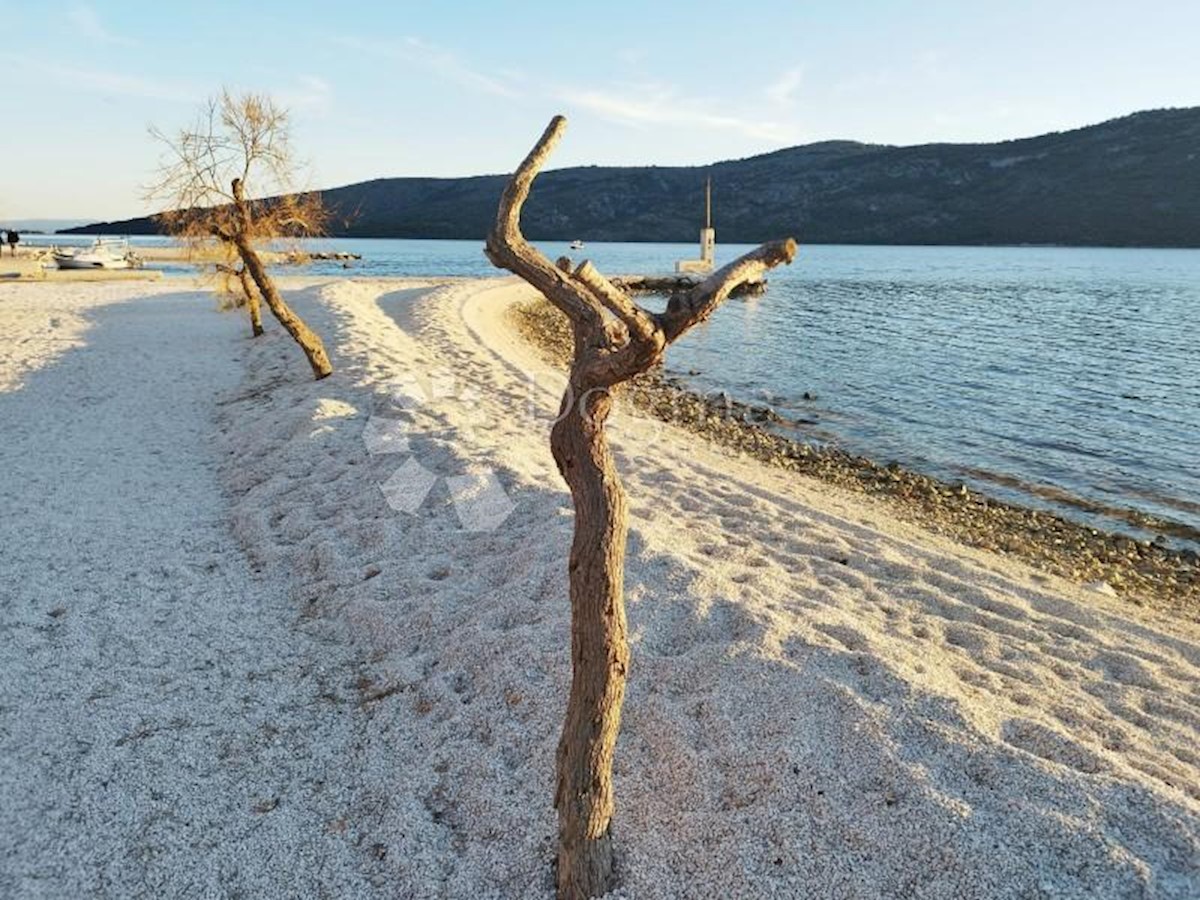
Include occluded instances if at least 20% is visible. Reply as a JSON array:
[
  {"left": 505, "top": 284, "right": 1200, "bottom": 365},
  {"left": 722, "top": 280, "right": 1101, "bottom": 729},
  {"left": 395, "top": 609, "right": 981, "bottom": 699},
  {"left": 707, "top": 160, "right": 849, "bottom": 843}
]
[
  {"left": 570, "top": 239, "right": 585, "bottom": 250},
  {"left": 54, "top": 238, "right": 143, "bottom": 270}
]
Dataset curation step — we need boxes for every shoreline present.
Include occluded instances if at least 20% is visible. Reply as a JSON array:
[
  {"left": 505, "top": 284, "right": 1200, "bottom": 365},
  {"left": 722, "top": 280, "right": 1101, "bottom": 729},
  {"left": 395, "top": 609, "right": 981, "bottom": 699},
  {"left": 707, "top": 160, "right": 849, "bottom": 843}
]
[
  {"left": 24, "top": 232, "right": 1200, "bottom": 251},
  {"left": 0, "top": 243, "right": 301, "bottom": 281},
  {"left": 508, "top": 296, "right": 1199, "bottom": 616},
  {"left": 4, "top": 275, "right": 1199, "bottom": 897},
  {"left": 39, "top": 230, "right": 1200, "bottom": 253}
]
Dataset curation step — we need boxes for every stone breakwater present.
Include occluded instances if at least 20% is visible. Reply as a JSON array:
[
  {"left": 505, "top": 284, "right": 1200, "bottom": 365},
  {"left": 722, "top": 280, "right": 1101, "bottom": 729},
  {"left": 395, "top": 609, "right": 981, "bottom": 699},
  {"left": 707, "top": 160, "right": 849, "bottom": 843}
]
[{"left": 509, "top": 297, "right": 1199, "bottom": 617}]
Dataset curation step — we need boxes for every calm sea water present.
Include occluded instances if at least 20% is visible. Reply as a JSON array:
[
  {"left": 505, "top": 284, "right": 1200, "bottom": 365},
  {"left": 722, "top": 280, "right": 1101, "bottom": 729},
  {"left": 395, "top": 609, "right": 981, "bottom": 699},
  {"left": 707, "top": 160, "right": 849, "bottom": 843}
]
[
  {"left": 663, "top": 244, "right": 1200, "bottom": 550},
  {"left": 36, "top": 236, "right": 1199, "bottom": 546}
]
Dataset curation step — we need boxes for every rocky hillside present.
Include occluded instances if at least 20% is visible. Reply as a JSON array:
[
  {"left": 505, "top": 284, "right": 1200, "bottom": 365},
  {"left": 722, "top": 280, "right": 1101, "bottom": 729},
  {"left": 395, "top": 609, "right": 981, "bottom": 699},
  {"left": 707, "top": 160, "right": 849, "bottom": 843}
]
[{"left": 69, "top": 107, "right": 1200, "bottom": 246}]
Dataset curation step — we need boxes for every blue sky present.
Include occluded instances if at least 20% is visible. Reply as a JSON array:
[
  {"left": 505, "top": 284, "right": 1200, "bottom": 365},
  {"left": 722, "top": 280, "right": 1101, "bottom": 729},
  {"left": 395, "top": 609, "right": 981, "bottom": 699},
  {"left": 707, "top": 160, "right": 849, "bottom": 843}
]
[{"left": 4, "top": 0, "right": 1199, "bottom": 220}]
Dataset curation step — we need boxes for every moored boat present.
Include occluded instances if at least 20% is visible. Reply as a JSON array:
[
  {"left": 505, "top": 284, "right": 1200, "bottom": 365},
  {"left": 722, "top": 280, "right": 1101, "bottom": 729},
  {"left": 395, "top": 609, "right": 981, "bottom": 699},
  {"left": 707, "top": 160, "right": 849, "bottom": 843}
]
[{"left": 54, "top": 238, "right": 143, "bottom": 270}]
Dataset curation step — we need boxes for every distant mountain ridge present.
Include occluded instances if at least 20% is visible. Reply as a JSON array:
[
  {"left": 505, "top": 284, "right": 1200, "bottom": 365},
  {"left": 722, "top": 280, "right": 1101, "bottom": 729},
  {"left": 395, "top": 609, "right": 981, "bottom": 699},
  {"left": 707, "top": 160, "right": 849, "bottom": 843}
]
[
  {"left": 67, "top": 107, "right": 1200, "bottom": 247},
  {"left": 6, "top": 218, "right": 96, "bottom": 233}
]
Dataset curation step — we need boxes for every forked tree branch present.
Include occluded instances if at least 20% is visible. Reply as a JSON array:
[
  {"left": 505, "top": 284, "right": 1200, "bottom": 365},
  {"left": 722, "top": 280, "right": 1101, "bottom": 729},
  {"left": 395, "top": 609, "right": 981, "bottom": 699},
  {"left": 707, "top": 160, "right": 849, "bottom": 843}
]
[
  {"left": 573, "top": 261, "right": 659, "bottom": 345},
  {"left": 487, "top": 115, "right": 797, "bottom": 389}
]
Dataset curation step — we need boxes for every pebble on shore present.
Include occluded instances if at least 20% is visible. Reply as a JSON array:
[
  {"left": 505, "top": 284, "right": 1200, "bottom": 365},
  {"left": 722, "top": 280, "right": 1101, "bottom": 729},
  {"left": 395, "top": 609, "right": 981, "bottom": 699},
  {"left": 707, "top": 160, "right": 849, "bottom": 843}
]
[{"left": 509, "top": 297, "right": 1198, "bottom": 618}]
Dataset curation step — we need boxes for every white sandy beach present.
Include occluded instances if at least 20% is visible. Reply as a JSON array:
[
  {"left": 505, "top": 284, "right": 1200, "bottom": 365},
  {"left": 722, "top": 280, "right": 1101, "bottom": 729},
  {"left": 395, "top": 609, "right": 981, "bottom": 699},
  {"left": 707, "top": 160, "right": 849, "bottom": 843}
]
[{"left": 1, "top": 277, "right": 1198, "bottom": 898}]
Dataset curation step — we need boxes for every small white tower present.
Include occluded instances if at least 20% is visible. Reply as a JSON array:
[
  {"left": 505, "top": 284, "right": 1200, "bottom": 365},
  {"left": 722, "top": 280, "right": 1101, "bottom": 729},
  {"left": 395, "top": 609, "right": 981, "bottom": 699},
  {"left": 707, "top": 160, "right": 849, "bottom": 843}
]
[
  {"left": 699, "top": 177, "right": 715, "bottom": 267},
  {"left": 676, "top": 177, "right": 716, "bottom": 275}
]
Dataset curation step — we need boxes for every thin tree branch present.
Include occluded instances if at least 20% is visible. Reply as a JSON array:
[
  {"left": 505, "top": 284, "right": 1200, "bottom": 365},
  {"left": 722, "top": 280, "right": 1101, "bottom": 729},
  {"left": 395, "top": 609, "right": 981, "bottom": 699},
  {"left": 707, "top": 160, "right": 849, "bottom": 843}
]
[
  {"left": 484, "top": 116, "right": 604, "bottom": 331},
  {"left": 572, "top": 261, "right": 658, "bottom": 345},
  {"left": 658, "top": 238, "right": 798, "bottom": 343}
]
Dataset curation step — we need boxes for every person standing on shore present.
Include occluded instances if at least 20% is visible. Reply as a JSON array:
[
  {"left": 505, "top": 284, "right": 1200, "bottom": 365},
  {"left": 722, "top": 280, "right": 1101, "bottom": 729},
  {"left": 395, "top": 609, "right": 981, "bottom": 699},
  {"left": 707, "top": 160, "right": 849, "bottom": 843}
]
[{"left": 5, "top": 229, "right": 18, "bottom": 256}]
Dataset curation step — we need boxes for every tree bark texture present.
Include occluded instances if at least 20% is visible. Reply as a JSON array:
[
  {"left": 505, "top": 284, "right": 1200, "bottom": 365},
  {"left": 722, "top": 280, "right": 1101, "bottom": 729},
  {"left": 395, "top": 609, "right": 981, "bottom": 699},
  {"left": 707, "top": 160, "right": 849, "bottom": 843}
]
[
  {"left": 485, "top": 115, "right": 797, "bottom": 899},
  {"left": 550, "top": 386, "right": 629, "bottom": 898},
  {"left": 237, "top": 266, "right": 264, "bottom": 337},
  {"left": 232, "top": 178, "right": 332, "bottom": 379}
]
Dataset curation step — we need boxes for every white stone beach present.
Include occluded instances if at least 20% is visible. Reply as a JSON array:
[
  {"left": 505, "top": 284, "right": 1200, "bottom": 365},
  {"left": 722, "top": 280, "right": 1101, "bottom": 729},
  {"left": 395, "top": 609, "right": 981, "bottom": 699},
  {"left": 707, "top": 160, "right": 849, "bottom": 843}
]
[{"left": 2, "top": 278, "right": 1198, "bottom": 898}]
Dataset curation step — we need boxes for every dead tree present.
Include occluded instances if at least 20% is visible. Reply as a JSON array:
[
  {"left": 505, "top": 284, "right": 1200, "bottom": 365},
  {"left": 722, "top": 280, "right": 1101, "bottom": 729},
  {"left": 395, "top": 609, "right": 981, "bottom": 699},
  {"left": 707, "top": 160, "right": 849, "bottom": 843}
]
[
  {"left": 148, "top": 90, "right": 332, "bottom": 378},
  {"left": 485, "top": 115, "right": 797, "bottom": 899}
]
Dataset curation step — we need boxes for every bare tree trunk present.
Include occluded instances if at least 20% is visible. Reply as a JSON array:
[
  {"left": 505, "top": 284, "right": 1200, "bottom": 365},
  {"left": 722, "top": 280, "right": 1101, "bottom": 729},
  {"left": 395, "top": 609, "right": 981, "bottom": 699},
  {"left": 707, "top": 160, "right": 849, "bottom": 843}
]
[
  {"left": 551, "top": 388, "right": 629, "bottom": 900},
  {"left": 234, "top": 236, "right": 332, "bottom": 379},
  {"left": 485, "top": 116, "right": 797, "bottom": 899},
  {"left": 237, "top": 266, "right": 264, "bottom": 337}
]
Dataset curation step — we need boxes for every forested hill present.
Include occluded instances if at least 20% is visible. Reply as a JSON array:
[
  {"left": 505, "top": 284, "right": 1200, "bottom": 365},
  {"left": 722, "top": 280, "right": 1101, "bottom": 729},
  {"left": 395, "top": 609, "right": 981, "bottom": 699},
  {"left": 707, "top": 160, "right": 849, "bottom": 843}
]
[{"left": 68, "top": 107, "right": 1200, "bottom": 247}]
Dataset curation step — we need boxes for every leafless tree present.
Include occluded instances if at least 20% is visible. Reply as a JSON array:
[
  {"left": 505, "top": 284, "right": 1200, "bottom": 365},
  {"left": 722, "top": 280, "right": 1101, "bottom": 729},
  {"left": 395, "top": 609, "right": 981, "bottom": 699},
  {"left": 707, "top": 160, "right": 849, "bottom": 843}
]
[
  {"left": 486, "top": 115, "right": 797, "bottom": 899},
  {"left": 148, "top": 89, "right": 332, "bottom": 377}
]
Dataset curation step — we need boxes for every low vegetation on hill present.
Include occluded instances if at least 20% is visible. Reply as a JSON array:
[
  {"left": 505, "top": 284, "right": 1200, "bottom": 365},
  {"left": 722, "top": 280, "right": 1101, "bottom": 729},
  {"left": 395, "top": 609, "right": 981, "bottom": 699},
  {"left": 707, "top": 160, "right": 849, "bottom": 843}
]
[{"left": 71, "top": 107, "right": 1200, "bottom": 247}]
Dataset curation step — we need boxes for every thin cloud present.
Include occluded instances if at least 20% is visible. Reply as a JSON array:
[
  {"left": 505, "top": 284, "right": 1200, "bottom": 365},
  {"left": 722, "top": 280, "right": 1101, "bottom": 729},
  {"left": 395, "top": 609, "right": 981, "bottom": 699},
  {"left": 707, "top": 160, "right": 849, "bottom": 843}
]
[
  {"left": 280, "top": 75, "right": 334, "bottom": 114},
  {"left": 0, "top": 52, "right": 194, "bottom": 102},
  {"left": 67, "top": 3, "right": 136, "bottom": 46},
  {"left": 557, "top": 82, "right": 798, "bottom": 143},
  {"left": 766, "top": 67, "right": 804, "bottom": 106},
  {"left": 334, "top": 35, "right": 518, "bottom": 99}
]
